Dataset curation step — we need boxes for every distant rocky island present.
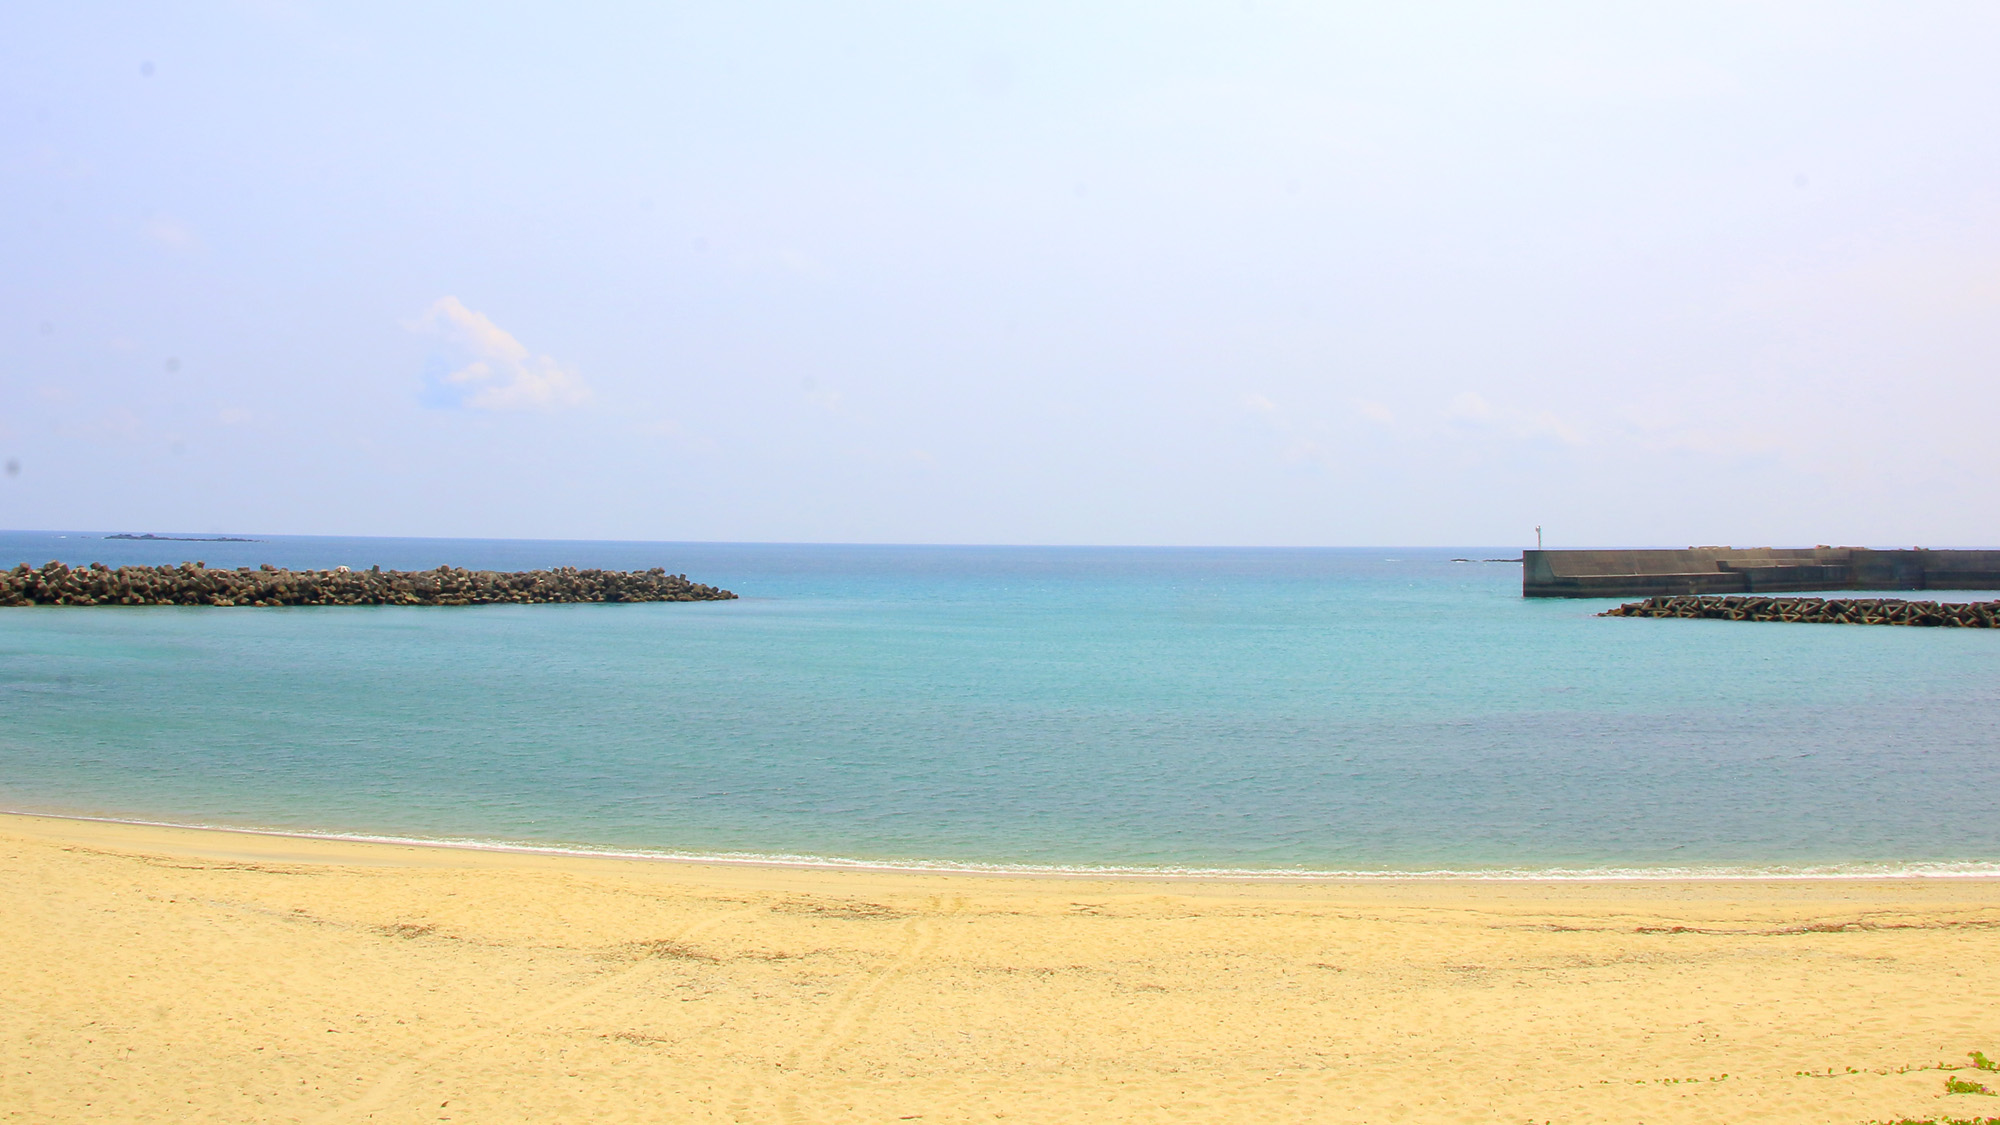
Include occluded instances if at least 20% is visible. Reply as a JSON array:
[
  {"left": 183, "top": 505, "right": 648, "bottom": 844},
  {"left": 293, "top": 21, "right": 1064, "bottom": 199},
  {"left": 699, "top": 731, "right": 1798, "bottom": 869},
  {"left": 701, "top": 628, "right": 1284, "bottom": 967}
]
[
  {"left": 1, "top": 562, "right": 735, "bottom": 607},
  {"left": 104, "top": 533, "right": 261, "bottom": 542}
]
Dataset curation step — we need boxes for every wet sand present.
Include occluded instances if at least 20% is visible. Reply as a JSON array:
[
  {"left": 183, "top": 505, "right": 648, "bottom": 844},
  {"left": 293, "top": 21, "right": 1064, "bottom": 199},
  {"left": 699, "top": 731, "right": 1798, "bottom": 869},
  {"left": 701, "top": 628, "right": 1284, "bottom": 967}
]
[{"left": 3, "top": 812, "right": 1997, "bottom": 1123}]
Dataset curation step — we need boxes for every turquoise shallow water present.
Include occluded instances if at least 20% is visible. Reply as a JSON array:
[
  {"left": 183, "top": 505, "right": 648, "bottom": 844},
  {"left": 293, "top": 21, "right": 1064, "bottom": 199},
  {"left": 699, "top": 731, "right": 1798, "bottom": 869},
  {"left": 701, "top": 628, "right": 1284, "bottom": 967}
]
[{"left": 4, "top": 532, "right": 1999, "bottom": 875}]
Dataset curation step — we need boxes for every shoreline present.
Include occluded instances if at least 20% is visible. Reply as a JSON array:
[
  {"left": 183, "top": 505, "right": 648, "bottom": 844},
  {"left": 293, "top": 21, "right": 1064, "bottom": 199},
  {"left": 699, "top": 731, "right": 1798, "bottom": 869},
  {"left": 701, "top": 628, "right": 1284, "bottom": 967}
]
[
  {"left": 10, "top": 807, "right": 2000, "bottom": 883},
  {"left": 7, "top": 810, "right": 1999, "bottom": 1122}
]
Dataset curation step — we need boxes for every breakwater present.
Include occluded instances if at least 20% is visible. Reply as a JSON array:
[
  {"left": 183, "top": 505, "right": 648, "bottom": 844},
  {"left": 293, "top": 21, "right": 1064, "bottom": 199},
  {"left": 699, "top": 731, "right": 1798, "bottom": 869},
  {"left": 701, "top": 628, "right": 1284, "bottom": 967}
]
[
  {"left": 1602, "top": 594, "right": 1999, "bottom": 627},
  {"left": 0, "top": 562, "right": 735, "bottom": 607},
  {"left": 1525, "top": 547, "right": 2000, "bottom": 598}
]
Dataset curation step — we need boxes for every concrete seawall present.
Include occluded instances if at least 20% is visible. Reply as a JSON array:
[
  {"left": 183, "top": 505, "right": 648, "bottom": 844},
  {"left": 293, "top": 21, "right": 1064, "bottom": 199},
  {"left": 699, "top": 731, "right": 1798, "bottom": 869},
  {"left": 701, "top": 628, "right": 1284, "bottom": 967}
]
[{"left": 1523, "top": 547, "right": 2000, "bottom": 598}]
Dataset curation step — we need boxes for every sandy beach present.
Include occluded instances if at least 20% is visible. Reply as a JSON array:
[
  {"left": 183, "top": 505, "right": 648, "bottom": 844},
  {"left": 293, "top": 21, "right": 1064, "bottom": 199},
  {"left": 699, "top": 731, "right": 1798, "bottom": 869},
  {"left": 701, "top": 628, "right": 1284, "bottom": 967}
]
[{"left": 4, "top": 813, "right": 1997, "bottom": 1123}]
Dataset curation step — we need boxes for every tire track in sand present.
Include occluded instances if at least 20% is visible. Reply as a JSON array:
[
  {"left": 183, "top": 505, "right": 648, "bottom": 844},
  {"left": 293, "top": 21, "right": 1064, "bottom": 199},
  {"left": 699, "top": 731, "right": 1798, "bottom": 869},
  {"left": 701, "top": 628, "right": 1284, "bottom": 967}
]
[
  {"left": 727, "top": 894, "right": 963, "bottom": 1125},
  {"left": 310, "top": 902, "right": 761, "bottom": 1124}
]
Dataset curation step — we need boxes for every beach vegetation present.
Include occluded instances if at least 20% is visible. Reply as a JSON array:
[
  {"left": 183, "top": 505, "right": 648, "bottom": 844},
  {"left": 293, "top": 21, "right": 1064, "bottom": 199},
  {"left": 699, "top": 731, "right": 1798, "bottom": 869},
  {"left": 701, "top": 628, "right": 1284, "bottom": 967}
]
[
  {"left": 1886, "top": 1056, "right": 2000, "bottom": 1077},
  {"left": 1945, "top": 1077, "right": 1996, "bottom": 1096}
]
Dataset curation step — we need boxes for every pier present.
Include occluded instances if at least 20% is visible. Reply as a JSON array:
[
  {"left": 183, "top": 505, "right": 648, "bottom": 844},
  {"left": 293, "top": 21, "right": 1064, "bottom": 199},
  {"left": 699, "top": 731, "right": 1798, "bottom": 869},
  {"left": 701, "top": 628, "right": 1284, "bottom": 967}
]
[{"left": 1523, "top": 547, "right": 2000, "bottom": 598}]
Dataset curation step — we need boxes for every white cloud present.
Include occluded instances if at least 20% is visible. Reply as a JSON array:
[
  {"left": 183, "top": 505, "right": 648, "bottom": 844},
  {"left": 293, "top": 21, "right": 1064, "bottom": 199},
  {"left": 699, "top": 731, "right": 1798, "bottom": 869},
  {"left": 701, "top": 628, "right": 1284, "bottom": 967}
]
[
  {"left": 1447, "top": 392, "right": 1583, "bottom": 446},
  {"left": 1239, "top": 392, "right": 1337, "bottom": 470},
  {"left": 1610, "top": 404, "right": 1790, "bottom": 462},
  {"left": 409, "top": 297, "right": 590, "bottom": 411},
  {"left": 143, "top": 216, "right": 201, "bottom": 251}
]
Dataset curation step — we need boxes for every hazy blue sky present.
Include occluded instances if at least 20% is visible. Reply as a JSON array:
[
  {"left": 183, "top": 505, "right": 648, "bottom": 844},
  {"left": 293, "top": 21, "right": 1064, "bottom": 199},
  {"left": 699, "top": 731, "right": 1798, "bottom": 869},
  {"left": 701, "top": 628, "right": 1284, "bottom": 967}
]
[{"left": 5, "top": 3, "right": 1998, "bottom": 546}]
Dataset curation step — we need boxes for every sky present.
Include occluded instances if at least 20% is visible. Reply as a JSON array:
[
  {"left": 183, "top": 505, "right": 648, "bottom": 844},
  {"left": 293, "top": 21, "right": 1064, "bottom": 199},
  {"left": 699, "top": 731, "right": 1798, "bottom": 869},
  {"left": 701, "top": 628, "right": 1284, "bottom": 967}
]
[{"left": 4, "top": 2, "right": 1998, "bottom": 547}]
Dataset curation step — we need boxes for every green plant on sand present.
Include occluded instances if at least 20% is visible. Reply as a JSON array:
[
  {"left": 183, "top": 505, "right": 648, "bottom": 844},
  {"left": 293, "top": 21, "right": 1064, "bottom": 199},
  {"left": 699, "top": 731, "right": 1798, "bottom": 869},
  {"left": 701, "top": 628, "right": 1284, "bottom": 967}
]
[{"left": 1855, "top": 1051, "right": 2000, "bottom": 1124}]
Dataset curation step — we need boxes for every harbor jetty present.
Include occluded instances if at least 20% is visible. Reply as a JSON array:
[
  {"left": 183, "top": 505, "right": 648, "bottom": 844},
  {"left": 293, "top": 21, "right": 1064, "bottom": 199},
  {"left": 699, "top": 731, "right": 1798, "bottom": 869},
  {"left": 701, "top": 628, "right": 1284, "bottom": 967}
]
[
  {"left": 0, "top": 562, "right": 735, "bottom": 607},
  {"left": 1602, "top": 594, "right": 1999, "bottom": 628},
  {"left": 1524, "top": 547, "right": 2000, "bottom": 598}
]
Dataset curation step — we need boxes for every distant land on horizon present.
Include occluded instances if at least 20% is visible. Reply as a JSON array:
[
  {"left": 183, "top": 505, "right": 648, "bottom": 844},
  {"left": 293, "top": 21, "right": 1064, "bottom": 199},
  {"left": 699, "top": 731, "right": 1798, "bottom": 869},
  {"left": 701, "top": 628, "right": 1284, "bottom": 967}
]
[{"left": 103, "top": 533, "right": 261, "bottom": 543}]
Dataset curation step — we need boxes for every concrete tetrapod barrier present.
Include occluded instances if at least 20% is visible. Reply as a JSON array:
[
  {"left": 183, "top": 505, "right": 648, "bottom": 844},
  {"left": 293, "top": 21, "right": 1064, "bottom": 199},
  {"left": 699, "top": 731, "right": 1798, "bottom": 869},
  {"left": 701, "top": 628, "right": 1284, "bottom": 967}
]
[
  {"left": 0, "top": 562, "right": 736, "bottom": 607},
  {"left": 1600, "top": 594, "right": 1998, "bottom": 627}
]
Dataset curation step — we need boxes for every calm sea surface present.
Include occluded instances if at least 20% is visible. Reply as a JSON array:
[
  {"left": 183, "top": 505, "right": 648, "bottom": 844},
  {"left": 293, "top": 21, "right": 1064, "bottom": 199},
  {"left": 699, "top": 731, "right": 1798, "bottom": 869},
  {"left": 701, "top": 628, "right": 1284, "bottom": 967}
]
[{"left": 3, "top": 531, "right": 1997, "bottom": 876}]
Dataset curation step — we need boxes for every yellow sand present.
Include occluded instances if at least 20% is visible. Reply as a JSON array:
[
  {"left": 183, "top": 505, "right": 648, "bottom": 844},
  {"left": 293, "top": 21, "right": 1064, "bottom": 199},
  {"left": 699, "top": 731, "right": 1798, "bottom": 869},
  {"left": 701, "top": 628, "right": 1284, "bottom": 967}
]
[{"left": 4, "top": 813, "right": 1998, "bottom": 1124}]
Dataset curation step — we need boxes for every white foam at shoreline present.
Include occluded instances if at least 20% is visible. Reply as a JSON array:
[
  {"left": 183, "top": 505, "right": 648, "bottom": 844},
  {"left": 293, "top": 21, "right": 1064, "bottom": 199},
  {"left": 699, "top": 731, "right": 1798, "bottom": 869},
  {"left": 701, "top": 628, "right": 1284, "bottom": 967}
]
[{"left": 11, "top": 808, "right": 2000, "bottom": 882}]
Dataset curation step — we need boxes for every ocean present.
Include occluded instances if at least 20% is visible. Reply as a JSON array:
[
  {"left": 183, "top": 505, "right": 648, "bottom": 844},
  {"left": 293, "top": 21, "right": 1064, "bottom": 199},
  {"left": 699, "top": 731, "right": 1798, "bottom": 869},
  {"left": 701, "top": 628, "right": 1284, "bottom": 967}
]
[{"left": 4, "top": 531, "right": 1998, "bottom": 877}]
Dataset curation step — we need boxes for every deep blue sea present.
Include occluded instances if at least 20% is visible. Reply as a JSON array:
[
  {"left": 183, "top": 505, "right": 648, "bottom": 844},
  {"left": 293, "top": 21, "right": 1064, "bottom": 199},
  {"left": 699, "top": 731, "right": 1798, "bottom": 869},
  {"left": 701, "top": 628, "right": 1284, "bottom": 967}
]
[{"left": 4, "top": 530, "right": 1998, "bottom": 877}]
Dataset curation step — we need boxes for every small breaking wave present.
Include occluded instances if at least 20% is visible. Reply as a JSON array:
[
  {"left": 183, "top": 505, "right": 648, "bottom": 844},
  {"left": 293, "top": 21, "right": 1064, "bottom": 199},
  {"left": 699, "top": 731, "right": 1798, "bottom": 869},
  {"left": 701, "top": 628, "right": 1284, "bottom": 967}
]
[{"left": 12, "top": 808, "right": 2000, "bottom": 882}]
